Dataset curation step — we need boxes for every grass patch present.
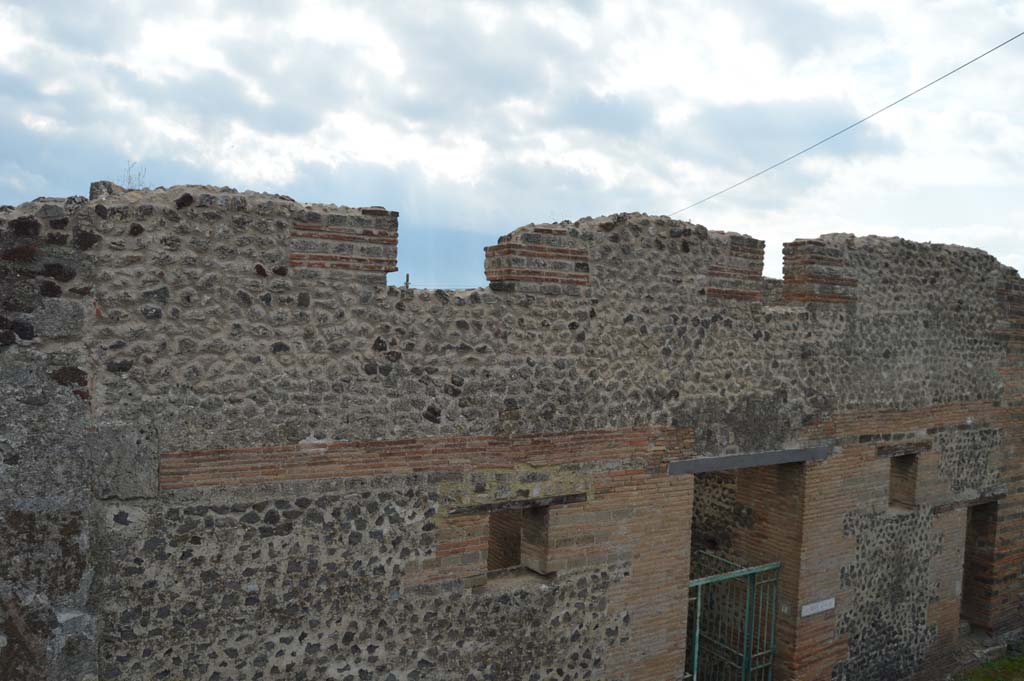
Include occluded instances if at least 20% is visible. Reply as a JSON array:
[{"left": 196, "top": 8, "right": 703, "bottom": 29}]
[{"left": 958, "top": 653, "right": 1024, "bottom": 680}]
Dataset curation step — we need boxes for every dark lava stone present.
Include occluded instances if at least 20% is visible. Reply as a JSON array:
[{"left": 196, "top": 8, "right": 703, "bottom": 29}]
[
  {"left": 105, "top": 359, "right": 134, "bottom": 373},
  {"left": 39, "top": 281, "right": 62, "bottom": 297},
  {"left": 50, "top": 367, "right": 88, "bottom": 386},
  {"left": 73, "top": 230, "right": 101, "bottom": 250},
  {"left": 12, "top": 319, "right": 34, "bottom": 340},
  {"left": 10, "top": 216, "right": 41, "bottom": 237}
]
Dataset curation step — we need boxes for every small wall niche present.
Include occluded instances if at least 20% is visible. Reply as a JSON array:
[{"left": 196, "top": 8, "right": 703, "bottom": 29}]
[
  {"left": 888, "top": 453, "right": 918, "bottom": 510},
  {"left": 961, "top": 501, "right": 999, "bottom": 631},
  {"left": 486, "top": 505, "right": 552, "bottom": 576},
  {"left": 450, "top": 492, "right": 585, "bottom": 581},
  {"left": 487, "top": 509, "right": 524, "bottom": 571}
]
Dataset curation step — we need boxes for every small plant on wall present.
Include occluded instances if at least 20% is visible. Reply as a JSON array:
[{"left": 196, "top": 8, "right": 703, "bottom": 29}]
[{"left": 120, "top": 161, "right": 147, "bottom": 189}]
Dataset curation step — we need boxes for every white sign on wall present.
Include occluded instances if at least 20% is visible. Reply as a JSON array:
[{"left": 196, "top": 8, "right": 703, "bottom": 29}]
[{"left": 800, "top": 597, "right": 836, "bottom": 618}]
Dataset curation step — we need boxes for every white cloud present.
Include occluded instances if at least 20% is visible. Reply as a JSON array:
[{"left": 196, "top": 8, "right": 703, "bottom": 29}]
[
  {"left": 312, "top": 112, "right": 488, "bottom": 183},
  {"left": 0, "top": 0, "right": 1020, "bottom": 284},
  {"left": 0, "top": 161, "right": 46, "bottom": 195},
  {"left": 287, "top": 1, "right": 405, "bottom": 79},
  {"left": 0, "top": 5, "right": 34, "bottom": 69},
  {"left": 196, "top": 113, "right": 490, "bottom": 187},
  {"left": 525, "top": 3, "right": 594, "bottom": 50},
  {"left": 465, "top": 1, "right": 509, "bottom": 35},
  {"left": 20, "top": 112, "right": 71, "bottom": 134},
  {"left": 116, "top": 14, "right": 273, "bottom": 105}
]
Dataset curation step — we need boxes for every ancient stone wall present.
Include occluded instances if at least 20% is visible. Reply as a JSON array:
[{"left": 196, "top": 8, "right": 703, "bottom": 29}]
[
  {"left": 1, "top": 182, "right": 1021, "bottom": 681},
  {"left": 1, "top": 199, "right": 108, "bottom": 681},
  {"left": 690, "top": 471, "right": 746, "bottom": 555}
]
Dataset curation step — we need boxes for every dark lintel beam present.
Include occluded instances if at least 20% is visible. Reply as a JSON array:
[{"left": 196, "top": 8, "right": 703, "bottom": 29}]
[
  {"left": 449, "top": 492, "right": 588, "bottom": 516},
  {"left": 667, "top": 445, "right": 830, "bottom": 476}
]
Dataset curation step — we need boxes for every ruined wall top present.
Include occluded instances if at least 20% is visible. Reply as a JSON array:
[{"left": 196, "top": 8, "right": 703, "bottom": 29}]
[{"left": 1, "top": 182, "right": 1020, "bottom": 457}]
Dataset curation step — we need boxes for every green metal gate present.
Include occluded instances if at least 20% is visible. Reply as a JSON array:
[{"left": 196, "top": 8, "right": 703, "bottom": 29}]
[{"left": 685, "top": 551, "right": 781, "bottom": 681}]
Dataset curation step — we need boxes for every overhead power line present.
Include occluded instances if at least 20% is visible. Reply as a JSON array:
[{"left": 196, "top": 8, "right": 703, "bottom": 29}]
[{"left": 668, "top": 29, "right": 1024, "bottom": 217}]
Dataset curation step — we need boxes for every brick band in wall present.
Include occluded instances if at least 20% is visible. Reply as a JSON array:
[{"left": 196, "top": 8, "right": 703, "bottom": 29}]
[
  {"left": 288, "top": 208, "right": 398, "bottom": 273},
  {"left": 801, "top": 401, "right": 1017, "bottom": 442},
  {"left": 292, "top": 222, "right": 398, "bottom": 245},
  {"left": 484, "top": 226, "right": 590, "bottom": 288},
  {"left": 705, "top": 234, "right": 766, "bottom": 302},
  {"left": 160, "top": 426, "right": 692, "bottom": 490},
  {"left": 783, "top": 238, "right": 858, "bottom": 304},
  {"left": 287, "top": 253, "right": 398, "bottom": 270}
]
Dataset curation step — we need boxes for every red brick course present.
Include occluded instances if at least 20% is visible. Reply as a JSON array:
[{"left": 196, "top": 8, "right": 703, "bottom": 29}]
[{"left": 159, "top": 426, "right": 691, "bottom": 490}]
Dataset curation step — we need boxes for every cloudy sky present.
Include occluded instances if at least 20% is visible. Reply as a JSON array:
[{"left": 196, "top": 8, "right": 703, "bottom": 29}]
[{"left": 1, "top": 1, "right": 1021, "bottom": 286}]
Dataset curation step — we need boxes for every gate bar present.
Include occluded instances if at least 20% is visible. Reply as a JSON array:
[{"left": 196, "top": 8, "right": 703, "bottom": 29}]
[
  {"left": 691, "top": 583, "right": 702, "bottom": 679},
  {"left": 688, "top": 561, "right": 782, "bottom": 588},
  {"left": 742, "top": 573, "right": 756, "bottom": 680}
]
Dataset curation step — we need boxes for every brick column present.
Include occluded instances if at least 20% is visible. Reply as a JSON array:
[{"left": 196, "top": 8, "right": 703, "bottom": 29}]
[
  {"left": 288, "top": 207, "right": 398, "bottom": 284},
  {"left": 484, "top": 224, "right": 590, "bottom": 294},
  {"left": 554, "top": 470, "right": 693, "bottom": 680},
  {"left": 990, "top": 274, "right": 1024, "bottom": 634},
  {"left": 782, "top": 238, "right": 858, "bottom": 304}
]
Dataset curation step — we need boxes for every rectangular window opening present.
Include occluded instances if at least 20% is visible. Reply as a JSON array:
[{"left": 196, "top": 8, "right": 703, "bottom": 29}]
[
  {"left": 486, "top": 505, "right": 551, "bottom": 577},
  {"left": 889, "top": 453, "right": 918, "bottom": 510},
  {"left": 961, "top": 501, "right": 998, "bottom": 633},
  {"left": 487, "top": 509, "right": 524, "bottom": 571}
]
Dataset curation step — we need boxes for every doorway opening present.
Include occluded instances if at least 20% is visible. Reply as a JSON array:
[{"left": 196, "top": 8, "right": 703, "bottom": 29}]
[
  {"left": 688, "top": 462, "right": 805, "bottom": 680},
  {"left": 961, "top": 501, "right": 998, "bottom": 633}
]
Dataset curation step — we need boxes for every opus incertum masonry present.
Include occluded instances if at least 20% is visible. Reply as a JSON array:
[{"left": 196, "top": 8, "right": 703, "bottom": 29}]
[{"left": 1, "top": 181, "right": 1021, "bottom": 680}]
